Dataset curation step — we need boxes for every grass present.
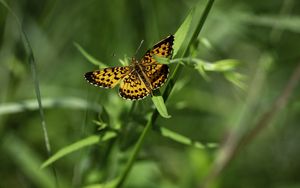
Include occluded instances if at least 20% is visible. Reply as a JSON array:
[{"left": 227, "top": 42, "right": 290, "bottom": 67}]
[{"left": 1, "top": 0, "right": 300, "bottom": 188}]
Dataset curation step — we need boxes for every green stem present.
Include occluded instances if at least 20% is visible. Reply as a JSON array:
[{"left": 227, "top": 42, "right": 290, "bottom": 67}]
[
  {"left": 0, "top": 0, "right": 59, "bottom": 187},
  {"left": 116, "top": 117, "right": 153, "bottom": 188},
  {"left": 164, "top": 0, "right": 215, "bottom": 102},
  {"left": 115, "top": 0, "right": 215, "bottom": 187}
]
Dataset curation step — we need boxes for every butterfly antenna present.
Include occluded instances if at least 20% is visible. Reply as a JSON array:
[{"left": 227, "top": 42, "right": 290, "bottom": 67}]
[{"left": 134, "top": 39, "right": 144, "bottom": 58}]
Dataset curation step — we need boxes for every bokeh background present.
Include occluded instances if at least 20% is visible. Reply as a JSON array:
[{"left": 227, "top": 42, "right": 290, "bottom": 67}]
[{"left": 1, "top": 0, "right": 300, "bottom": 187}]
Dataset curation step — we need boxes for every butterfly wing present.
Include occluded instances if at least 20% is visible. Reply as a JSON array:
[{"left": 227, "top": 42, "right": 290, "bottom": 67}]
[
  {"left": 140, "top": 35, "right": 174, "bottom": 90},
  {"left": 85, "top": 66, "right": 131, "bottom": 88},
  {"left": 119, "top": 71, "right": 151, "bottom": 100},
  {"left": 84, "top": 35, "right": 174, "bottom": 100}
]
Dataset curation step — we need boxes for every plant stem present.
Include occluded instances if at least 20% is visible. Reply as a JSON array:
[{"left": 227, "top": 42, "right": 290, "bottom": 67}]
[
  {"left": 0, "top": 0, "right": 59, "bottom": 187},
  {"left": 116, "top": 116, "right": 153, "bottom": 188},
  {"left": 114, "top": 0, "right": 215, "bottom": 187}
]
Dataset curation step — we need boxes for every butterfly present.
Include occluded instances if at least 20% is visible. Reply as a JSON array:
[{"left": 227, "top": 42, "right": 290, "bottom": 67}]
[{"left": 84, "top": 35, "right": 174, "bottom": 100}]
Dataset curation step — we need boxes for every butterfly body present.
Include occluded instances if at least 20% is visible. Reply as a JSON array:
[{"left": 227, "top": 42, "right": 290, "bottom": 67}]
[{"left": 85, "top": 35, "right": 174, "bottom": 100}]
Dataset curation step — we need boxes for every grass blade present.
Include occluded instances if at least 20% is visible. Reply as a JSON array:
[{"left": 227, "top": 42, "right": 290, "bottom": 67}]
[
  {"left": 173, "top": 8, "right": 193, "bottom": 57},
  {"left": 159, "top": 127, "right": 218, "bottom": 149},
  {"left": 41, "top": 132, "right": 117, "bottom": 168},
  {"left": 0, "top": 97, "right": 103, "bottom": 115},
  {"left": 74, "top": 42, "right": 107, "bottom": 68},
  {"left": 3, "top": 134, "right": 68, "bottom": 188},
  {"left": 0, "top": 0, "right": 59, "bottom": 186}
]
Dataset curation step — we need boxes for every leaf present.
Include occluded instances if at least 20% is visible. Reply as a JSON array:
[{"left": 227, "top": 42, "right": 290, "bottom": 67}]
[
  {"left": 237, "top": 13, "right": 300, "bottom": 34},
  {"left": 159, "top": 127, "right": 218, "bottom": 149},
  {"left": 0, "top": 1, "right": 56, "bottom": 181},
  {"left": 151, "top": 90, "right": 171, "bottom": 118},
  {"left": 0, "top": 97, "right": 103, "bottom": 115},
  {"left": 199, "top": 37, "right": 213, "bottom": 50},
  {"left": 173, "top": 8, "right": 193, "bottom": 57},
  {"left": 41, "top": 132, "right": 117, "bottom": 168},
  {"left": 74, "top": 42, "right": 107, "bottom": 68},
  {"left": 192, "top": 59, "right": 242, "bottom": 81},
  {"left": 193, "top": 59, "right": 211, "bottom": 81},
  {"left": 83, "top": 178, "right": 118, "bottom": 188},
  {"left": 203, "top": 59, "right": 240, "bottom": 72},
  {"left": 119, "top": 55, "right": 131, "bottom": 66},
  {"left": 3, "top": 134, "right": 68, "bottom": 188},
  {"left": 224, "top": 71, "right": 247, "bottom": 90},
  {"left": 153, "top": 55, "right": 171, "bottom": 65}
]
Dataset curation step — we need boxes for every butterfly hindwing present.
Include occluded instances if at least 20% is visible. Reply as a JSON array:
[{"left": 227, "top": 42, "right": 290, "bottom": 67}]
[
  {"left": 85, "top": 66, "right": 131, "bottom": 88},
  {"left": 143, "top": 64, "right": 169, "bottom": 90},
  {"left": 119, "top": 71, "right": 151, "bottom": 100}
]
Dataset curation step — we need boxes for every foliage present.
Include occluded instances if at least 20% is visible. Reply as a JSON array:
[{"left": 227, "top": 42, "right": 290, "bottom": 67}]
[{"left": 1, "top": 0, "right": 300, "bottom": 188}]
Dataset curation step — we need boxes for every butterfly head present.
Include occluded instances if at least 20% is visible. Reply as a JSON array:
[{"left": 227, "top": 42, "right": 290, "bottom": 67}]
[{"left": 131, "top": 57, "right": 139, "bottom": 65}]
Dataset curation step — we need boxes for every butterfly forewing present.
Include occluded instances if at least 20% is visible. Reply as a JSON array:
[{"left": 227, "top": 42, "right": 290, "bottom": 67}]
[
  {"left": 141, "top": 35, "right": 174, "bottom": 65},
  {"left": 85, "top": 66, "right": 131, "bottom": 88},
  {"left": 140, "top": 35, "right": 174, "bottom": 89}
]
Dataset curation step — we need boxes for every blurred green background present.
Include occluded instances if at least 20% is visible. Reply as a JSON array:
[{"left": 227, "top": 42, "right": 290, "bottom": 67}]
[{"left": 1, "top": 0, "right": 300, "bottom": 187}]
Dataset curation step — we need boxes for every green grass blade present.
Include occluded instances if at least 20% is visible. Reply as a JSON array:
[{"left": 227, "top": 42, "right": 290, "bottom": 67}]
[
  {"left": 0, "top": 0, "right": 59, "bottom": 186},
  {"left": 74, "top": 42, "right": 107, "bottom": 68},
  {"left": 0, "top": 97, "right": 103, "bottom": 115},
  {"left": 159, "top": 127, "right": 218, "bottom": 149},
  {"left": 41, "top": 132, "right": 117, "bottom": 168},
  {"left": 3, "top": 134, "right": 68, "bottom": 188},
  {"left": 84, "top": 179, "right": 119, "bottom": 188},
  {"left": 0, "top": 0, "right": 51, "bottom": 152},
  {"left": 173, "top": 8, "right": 193, "bottom": 57},
  {"left": 237, "top": 13, "right": 300, "bottom": 33}
]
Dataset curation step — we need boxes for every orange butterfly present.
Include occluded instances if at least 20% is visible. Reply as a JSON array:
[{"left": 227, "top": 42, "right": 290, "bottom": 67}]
[{"left": 84, "top": 35, "right": 174, "bottom": 100}]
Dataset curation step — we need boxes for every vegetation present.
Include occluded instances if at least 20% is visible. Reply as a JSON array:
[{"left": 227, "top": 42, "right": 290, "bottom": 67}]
[{"left": 1, "top": 0, "right": 300, "bottom": 187}]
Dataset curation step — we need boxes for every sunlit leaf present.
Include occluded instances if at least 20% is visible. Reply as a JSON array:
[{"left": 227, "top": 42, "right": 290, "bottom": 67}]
[
  {"left": 193, "top": 59, "right": 210, "bottom": 81},
  {"left": 203, "top": 59, "right": 240, "bottom": 72},
  {"left": 83, "top": 179, "right": 118, "bottom": 188},
  {"left": 0, "top": 97, "right": 103, "bottom": 115},
  {"left": 153, "top": 55, "right": 171, "bottom": 65},
  {"left": 159, "top": 127, "right": 218, "bottom": 149},
  {"left": 173, "top": 7, "right": 193, "bottom": 57},
  {"left": 152, "top": 90, "right": 171, "bottom": 118}
]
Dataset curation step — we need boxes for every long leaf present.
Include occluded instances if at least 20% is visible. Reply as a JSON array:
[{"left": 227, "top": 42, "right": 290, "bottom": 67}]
[
  {"left": 3, "top": 134, "right": 68, "bottom": 188},
  {"left": 74, "top": 42, "right": 107, "bottom": 68},
  {"left": 41, "top": 132, "right": 117, "bottom": 168},
  {"left": 0, "top": 0, "right": 59, "bottom": 185},
  {"left": 151, "top": 90, "right": 171, "bottom": 119},
  {"left": 159, "top": 127, "right": 218, "bottom": 149},
  {"left": 0, "top": 97, "right": 103, "bottom": 115}
]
